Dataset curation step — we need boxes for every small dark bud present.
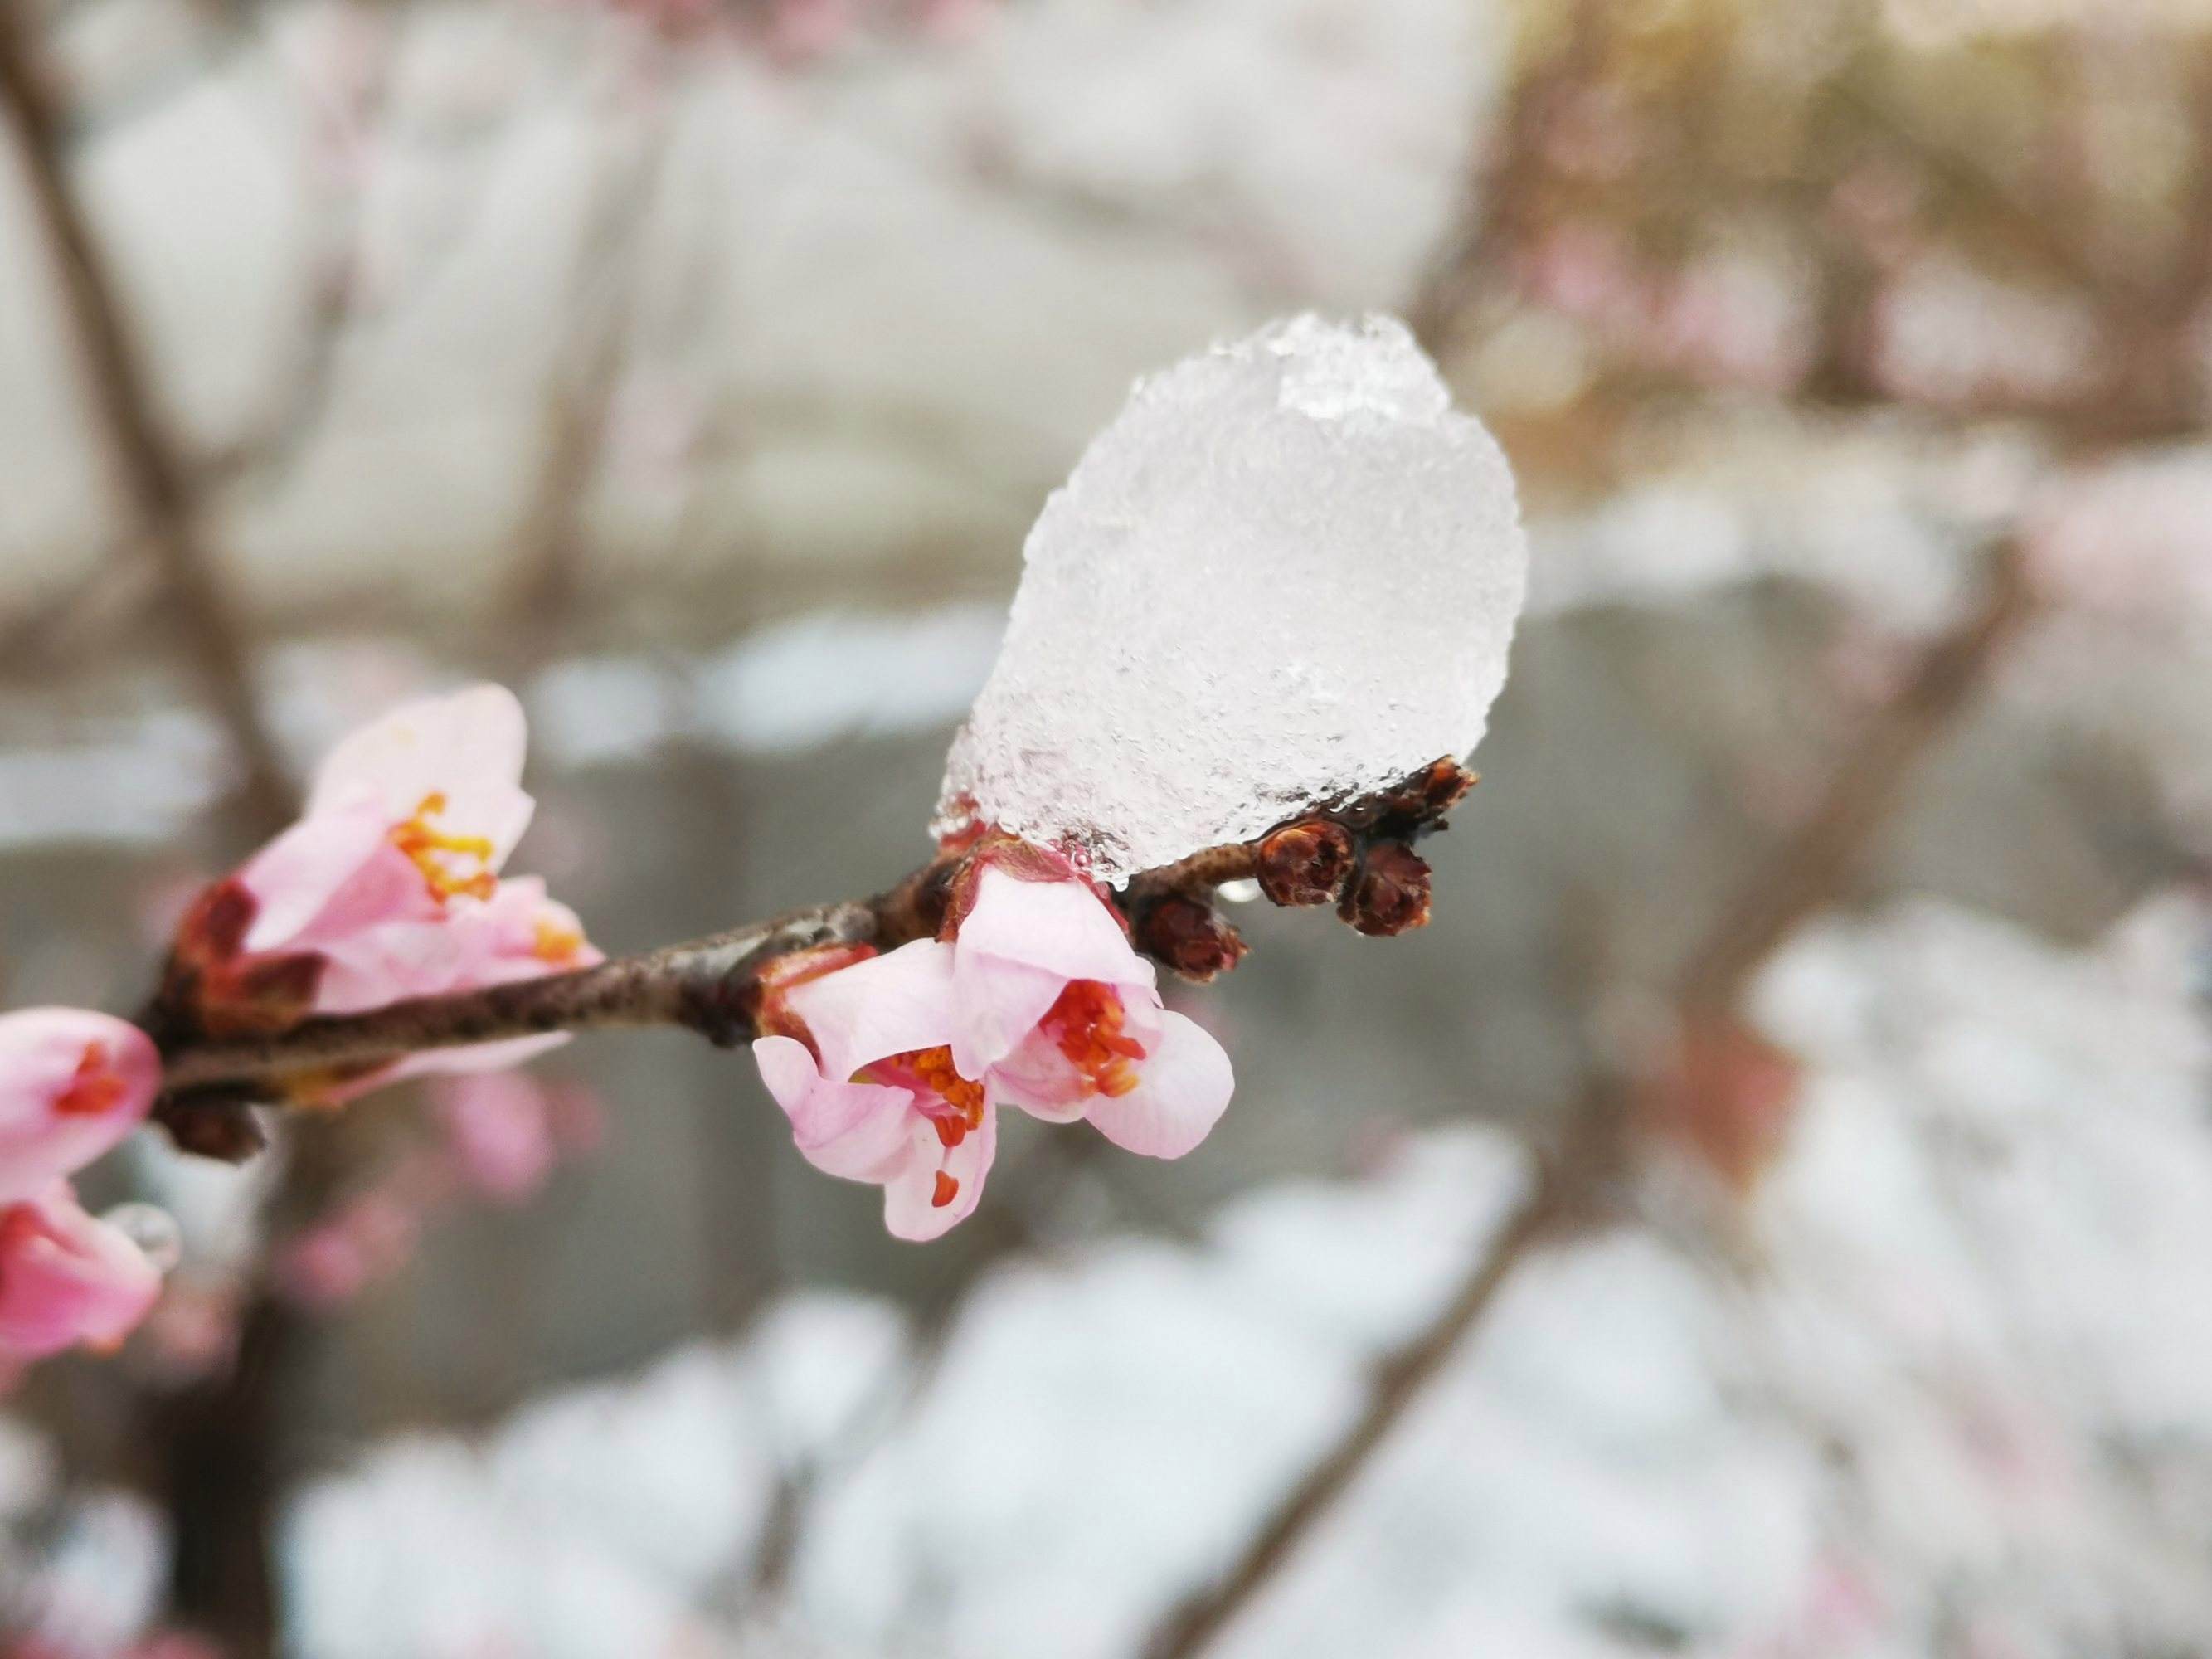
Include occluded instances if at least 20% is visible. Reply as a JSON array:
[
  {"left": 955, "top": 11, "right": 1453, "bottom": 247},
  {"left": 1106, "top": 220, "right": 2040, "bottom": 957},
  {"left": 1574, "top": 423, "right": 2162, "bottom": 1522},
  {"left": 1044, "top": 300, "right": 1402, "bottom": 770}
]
[
  {"left": 1408, "top": 758, "right": 1477, "bottom": 817},
  {"left": 202, "top": 951, "right": 328, "bottom": 1038},
  {"left": 1369, "top": 758, "right": 1478, "bottom": 839},
  {"left": 177, "top": 878, "right": 257, "bottom": 963},
  {"left": 1135, "top": 896, "right": 1248, "bottom": 981},
  {"left": 1256, "top": 820, "right": 1358, "bottom": 907},
  {"left": 159, "top": 1098, "right": 270, "bottom": 1163},
  {"left": 1339, "top": 843, "right": 1432, "bottom": 937}
]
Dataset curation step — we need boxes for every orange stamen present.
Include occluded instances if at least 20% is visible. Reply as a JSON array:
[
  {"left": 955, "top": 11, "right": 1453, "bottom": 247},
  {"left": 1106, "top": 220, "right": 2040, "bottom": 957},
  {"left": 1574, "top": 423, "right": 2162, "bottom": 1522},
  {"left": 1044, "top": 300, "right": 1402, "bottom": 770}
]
[
  {"left": 54, "top": 1043, "right": 125, "bottom": 1117},
  {"left": 1043, "top": 980, "right": 1146, "bottom": 1098},
  {"left": 931, "top": 1170, "right": 960, "bottom": 1209},
  {"left": 532, "top": 915, "right": 586, "bottom": 965},
  {"left": 860, "top": 1044, "right": 986, "bottom": 1128},
  {"left": 391, "top": 791, "right": 498, "bottom": 904}
]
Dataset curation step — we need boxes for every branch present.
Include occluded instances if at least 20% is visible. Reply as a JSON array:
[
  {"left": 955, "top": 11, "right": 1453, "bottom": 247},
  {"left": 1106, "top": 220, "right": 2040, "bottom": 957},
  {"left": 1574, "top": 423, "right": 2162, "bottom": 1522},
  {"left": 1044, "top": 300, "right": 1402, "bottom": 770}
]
[
  {"left": 504, "top": 100, "right": 677, "bottom": 638},
  {"left": 1140, "top": 1099, "right": 1618, "bottom": 1659},
  {"left": 1675, "top": 539, "right": 2037, "bottom": 1014},
  {"left": 0, "top": 2, "right": 294, "bottom": 830},
  {"left": 1134, "top": 542, "right": 2043, "bottom": 1659},
  {"left": 148, "top": 761, "right": 1478, "bottom": 1131},
  {"left": 158, "top": 898, "right": 887, "bottom": 1095}
]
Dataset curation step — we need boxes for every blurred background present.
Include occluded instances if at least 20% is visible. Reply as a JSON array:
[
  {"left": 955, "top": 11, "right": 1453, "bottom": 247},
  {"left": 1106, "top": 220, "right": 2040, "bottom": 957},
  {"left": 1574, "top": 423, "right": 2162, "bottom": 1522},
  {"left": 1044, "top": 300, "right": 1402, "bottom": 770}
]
[{"left": 2, "top": 0, "right": 2211, "bottom": 1653}]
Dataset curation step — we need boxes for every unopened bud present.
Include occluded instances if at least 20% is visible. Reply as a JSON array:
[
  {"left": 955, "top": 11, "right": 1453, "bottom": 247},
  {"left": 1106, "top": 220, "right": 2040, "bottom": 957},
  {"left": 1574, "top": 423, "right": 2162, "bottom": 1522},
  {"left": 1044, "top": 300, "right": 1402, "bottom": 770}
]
[
  {"left": 163, "top": 1099, "right": 269, "bottom": 1164},
  {"left": 1256, "top": 820, "right": 1357, "bottom": 907},
  {"left": 1135, "top": 896, "right": 1248, "bottom": 981},
  {"left": 1339, "top": 843, "right": 1432, "bottom": 937},
  {"left": 1405, "top": 758, "right": 1477, "bottom": 818}
]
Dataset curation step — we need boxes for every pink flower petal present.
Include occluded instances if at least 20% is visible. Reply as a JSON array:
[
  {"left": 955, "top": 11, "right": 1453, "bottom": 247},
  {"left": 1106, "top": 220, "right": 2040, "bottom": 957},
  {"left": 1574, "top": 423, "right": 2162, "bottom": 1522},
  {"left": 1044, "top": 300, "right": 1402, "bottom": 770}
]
[
  {"left": 0, "top": 1010, "right": 161, "bottom": 1205},
  {"left": 882, "top": 1103, "right": 996, "bottom": 1242},
  {"left": 984, "top": 1034, "right": 1088, "bottom": 1121},
  {"left": 785, "top": 940, "right": 956, "bottom": 1082},
  {"left": 236, "top": 795, "right": 401, "bottom": 952},
  {"left": 949, "top": 952, "right": 1067, "bottom": 1079},
  {"left": 306, "top": 684, "right": 534, "bottom": 863},
  {"left": 1082, "top": 1011, "right": 1233, "bottom": 1159},
  {"left": 753, "top": 1035, "right": 922, "bottom": 1183},
  {"left": 0, "top": 1183, "right": 163, "bottom": 1358},
  {"left": 434, "top": 1074, "right": 558, "bottom": 1204},
  {"left": 957, "top": 868, "right": 1155, "bottom": 992}
]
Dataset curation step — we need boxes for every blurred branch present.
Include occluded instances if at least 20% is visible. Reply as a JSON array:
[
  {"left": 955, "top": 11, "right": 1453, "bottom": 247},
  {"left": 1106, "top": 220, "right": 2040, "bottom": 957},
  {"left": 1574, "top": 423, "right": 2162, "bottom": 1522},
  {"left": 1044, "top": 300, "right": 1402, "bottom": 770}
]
[
  {"left": 1135, "top": 541, "right": 2044, "bottom": 1659},
  {"left": 1140, "top": 1102, "right": 1617, "bottom": 1659},
  {"left": 0, "top": 539, "right": 147, "bottom": 677},
  {"left": 196, "top": 0, "right": 401, "bottom": 496},
  {"left": 505, "top": 102, "right": 678, "bottom": 639},
  {"left": 0, "top": 0, "right": 294, "bottom": 829},
  {"left": 1675, "top": 540, "right": 2037, "bottom": 1014}
]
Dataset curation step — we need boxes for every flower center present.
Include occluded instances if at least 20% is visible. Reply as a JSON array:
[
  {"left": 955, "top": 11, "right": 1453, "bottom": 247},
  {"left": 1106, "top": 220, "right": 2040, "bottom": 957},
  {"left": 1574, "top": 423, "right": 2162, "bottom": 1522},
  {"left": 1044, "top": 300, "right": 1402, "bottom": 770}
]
[
  {"left": 54, "top": 1043, "right": 126, "bottom": 1117},
  {"left": 854, "top": 1045, "right": 985, "bottom": 1209},
  {"left": 1043, "top": 980, "right": 1145, "bottom": 1098},
  {"left": 391, "top": 792, "right": 498, "bottom": 904}
]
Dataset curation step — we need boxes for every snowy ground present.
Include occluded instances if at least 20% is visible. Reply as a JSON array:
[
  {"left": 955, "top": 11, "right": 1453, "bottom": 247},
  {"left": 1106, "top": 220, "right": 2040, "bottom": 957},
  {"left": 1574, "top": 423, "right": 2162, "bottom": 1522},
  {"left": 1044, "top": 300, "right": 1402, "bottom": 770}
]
[{"left": 8, "top": 888, "right": 2206, "bottom": 1658}]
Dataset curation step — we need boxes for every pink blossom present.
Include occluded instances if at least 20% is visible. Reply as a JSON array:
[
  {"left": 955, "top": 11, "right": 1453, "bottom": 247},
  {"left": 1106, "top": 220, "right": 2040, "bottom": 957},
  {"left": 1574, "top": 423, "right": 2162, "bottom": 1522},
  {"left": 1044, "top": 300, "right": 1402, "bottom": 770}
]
[
  {"left": 0, "top": 1182, "right": 163, "bottom": 1359},
  {"left": 435, "top": 1073, "right": 559, "bottom": 1204},
  {"left": 751, "top": 854, "right": 1234, "bottom": 1240},
  {"left": 239, "top": 683, "right": 534, "bottom": 964},
  {"left": 169, "top": 686, "right": 598, "bottom": 1097},
  {"left": 753, "top": 941, "right": 995, "bottom": 1242},
  {"left": 949, "top": 863, "right": 1233, "bottom": 1160},
  {"left": 275, "top": 1188, "right": 423, "bottom": 1311},
  {"left": 0, "top": 1009, "right": 161, "bottom": 1204}
]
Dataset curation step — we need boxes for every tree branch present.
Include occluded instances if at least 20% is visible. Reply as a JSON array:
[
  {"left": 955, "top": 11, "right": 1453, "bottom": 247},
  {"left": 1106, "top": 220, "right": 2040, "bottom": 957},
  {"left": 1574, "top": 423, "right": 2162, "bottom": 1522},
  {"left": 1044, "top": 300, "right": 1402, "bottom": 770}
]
[
  {"left": 0, "top": 0, "right": 294, "bottom": 829},
  {"left": 1135, "top": 541, "right": 2043, "bottom": 1659},
  {"left": 148, "top": 761, "right": 1477, "bottom": 1133}
]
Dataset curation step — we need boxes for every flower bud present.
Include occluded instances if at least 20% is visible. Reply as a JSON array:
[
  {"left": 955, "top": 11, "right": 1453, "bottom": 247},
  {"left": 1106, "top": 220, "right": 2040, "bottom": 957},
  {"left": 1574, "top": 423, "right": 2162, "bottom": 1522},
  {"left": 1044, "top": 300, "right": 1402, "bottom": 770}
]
[
  {"left": 1256, "top": 820, "right": 1357, "bottom": 907},
  {"left": 1339, "top": 843, "right": 1432, "bottom": 937},
  {"left": 161, "top": 1099, "right": 268, "bottom": 1164},
  {"left": 1135, "top": 896, "right": 1248, "bottom": 981}
]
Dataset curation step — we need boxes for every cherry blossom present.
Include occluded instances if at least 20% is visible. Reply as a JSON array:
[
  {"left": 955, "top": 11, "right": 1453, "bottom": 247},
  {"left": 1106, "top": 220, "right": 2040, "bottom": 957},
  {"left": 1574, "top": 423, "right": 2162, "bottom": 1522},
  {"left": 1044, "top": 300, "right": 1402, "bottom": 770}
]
[
  {"left": 435, "top": 1072, "right": 562, "bottom": 1204},
  {"left": 751, "top": 850, "right": 1234, "bottom": 1240},
  {"left": 0, "top": 1181, "right": 164, "bottom": 1360},
  {"left": 753, "top": 941, "right": 995, "bottom": 1243},
  {"left": 0, "top": 1008, "right": 161, "bottom": 1204},
  {"left": 948, "top": 859, "right": 1233, "bottom": 1160},
  {"left": 165, "top": 685, "right": 598, "bottom": 1097}
]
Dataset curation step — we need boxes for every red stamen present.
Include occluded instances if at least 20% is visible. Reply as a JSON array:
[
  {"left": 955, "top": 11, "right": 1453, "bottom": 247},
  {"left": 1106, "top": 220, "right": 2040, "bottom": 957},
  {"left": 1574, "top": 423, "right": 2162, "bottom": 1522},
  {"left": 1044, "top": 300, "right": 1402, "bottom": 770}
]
[
  {"left": 1042, "top": 980, "right": 1150, "bottom": 1098},
  {"left": 54, "top": 1044, "right": 125, "bottom": 1117},
  {"left": 863, "top": 1044, "right": 985, "bottom": 1127},
  {"left": 931, "top": 1170, "right": 960, "bottom": 1209}
]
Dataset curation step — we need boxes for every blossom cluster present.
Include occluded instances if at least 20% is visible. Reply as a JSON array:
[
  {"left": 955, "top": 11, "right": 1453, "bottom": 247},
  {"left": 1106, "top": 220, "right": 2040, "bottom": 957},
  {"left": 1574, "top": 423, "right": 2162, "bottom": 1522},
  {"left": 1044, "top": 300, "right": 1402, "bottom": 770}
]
[
  {"left": 752, "top": 843, "right": 1235, "bottom": 1239},
  {"left": 0, "top": 687, "right": 597, "bottom": 1370},
  {"left": 0, "top": 677, "right": 1255, "bottom": 1376},
  {"left": 0, "top": 1009, "right": 168, "bottom": 1365}
]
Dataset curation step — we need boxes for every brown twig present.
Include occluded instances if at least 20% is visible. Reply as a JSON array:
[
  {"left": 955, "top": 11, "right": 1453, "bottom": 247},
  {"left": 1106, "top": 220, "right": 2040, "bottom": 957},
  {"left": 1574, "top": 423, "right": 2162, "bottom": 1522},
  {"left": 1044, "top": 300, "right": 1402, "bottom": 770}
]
[
  {"left": 148, "top": 761, "right": 1476, "bottom": 1129},
  {"left": 0, "top": 1, "right": 294, "bottom": 829},
  {"left": 156, "top": 898, "right": 887, "bottom": 1096},
  {"left": 1140, "top": 1100, "right": 1619, "bottom": 1659},
  {"left": 504, "top": 100, "right": 676, "bottom": 638},
  {"left": 1675, "top": 540, "right": 2038, "bottom": 1014},
  {"left": 1134, "top": 542, "right": 2042, "bottom": 1659}
]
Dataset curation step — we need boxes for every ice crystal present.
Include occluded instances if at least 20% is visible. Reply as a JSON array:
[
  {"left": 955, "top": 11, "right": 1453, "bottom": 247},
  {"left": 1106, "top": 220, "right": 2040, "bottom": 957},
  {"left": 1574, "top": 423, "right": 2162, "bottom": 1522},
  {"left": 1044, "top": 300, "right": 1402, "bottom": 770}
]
[{"left": 937, "top": 314, "right": 1528, "bottom": 883}]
